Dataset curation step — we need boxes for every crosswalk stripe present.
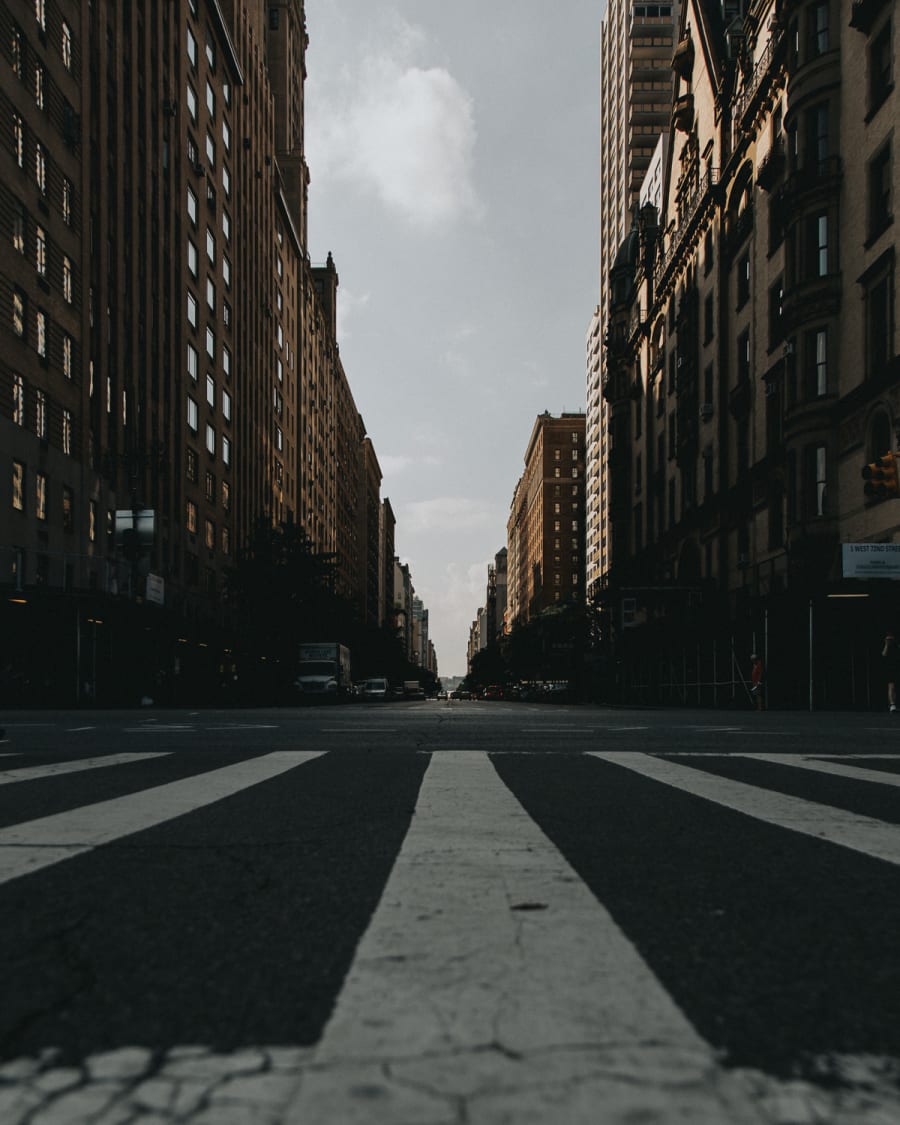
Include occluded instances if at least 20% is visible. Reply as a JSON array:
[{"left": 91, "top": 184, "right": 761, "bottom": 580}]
[
  {"left": 284, "top": 751, "right": 762, "bottom": 1124},
  {"left": 0, "top": 751, "right": 170, "bottom": 786},
  {"left": 0, "top": 750, "right": 323, "bottom": 887},
  {"left": 737, "top": 753, "right": 900, "bottom": 787},
  {"left": 590, "top": 752, "right": 900, "bottom": 867}
]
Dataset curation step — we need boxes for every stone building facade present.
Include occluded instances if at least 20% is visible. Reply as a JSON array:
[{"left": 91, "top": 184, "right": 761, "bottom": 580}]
[
  {"left": 507, "top": 412, "right": 586, "bottom": 628},
  {"left": 0, "top": 0, "right": 395, "bottom": 702},
  {"left": 601, "top": 0, "right": 899, "bottom": 708}
]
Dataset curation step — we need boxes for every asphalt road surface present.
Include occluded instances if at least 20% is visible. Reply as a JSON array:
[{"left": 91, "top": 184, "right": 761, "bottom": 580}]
[{"left": 1, "top": 701, "right": 898, "bottom": 1124}]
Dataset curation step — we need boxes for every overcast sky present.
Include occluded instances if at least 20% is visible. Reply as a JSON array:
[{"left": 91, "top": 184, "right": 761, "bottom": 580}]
[{"left": 304, "top": 1, "right": 602, "bottom": 676}]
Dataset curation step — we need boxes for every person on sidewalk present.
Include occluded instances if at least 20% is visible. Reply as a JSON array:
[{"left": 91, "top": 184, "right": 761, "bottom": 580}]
[
  {"left": 882, "top": 632, "right": 900, "bottom": 712},
  {"left": 750, "top": 653, "right": 765, "bottom": 711}
]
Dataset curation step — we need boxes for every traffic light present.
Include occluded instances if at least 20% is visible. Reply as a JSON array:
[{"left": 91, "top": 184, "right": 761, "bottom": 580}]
[{"left": 862, "top": 451, "right": 900, "bottom": 499}]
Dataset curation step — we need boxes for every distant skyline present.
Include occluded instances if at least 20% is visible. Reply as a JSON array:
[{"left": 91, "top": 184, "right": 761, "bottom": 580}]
[{"left": 304, "top": 2, "right": 601, "bottom": 676}]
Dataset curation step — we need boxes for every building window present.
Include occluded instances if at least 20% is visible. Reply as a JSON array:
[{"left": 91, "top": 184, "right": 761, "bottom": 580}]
[
  {"left": 275, "top": 424, "right": 283, "bottom": 452},
  {"left": 13, "top": 288, "right": 25, "bottom": 336},
  {"left": 186, "top": 446, "right": 198, "bottom": 482},
  {"left": 807, "top": 328, "right": 828, "bottom": 397},
  {"left": 205, "top": 130, "right": 215, "bottom": 168},
  {"left": 187, "top": 291, "right": 197, "bottom": 327},
  {"left": 863, "top": 255, "right": 894, "bottom": 379},
  {"left": 62, "top": 256, "right": 72, "bottom": 302},
  {"left": 187, "top": 342, "right": 198, "bottom": 381},
  {"left": 12, "top": 461, "right": 25, "bottom": 510},
  {"left": 206, "top": 277, "right": 215, "bottom": 312},
  {"left": 205, "top": 470, "right": 215, "bottom": 502},
  {"left": 36, "top": 310, "right": 46, "bottom": 359},
  {"left": 63, "top": 409, "right": 72, "bottom": 454},
  {"left": 206, "top": 80, "right": 215, "bottom": 118},
  {"left": 222, "top": 209, "right": 230, "bottom": 243},
  {"left": 12, "top": 200, "right": 25, "bottom": 254},
  {"left": 221, "top": 480, "right": 230, "bottom": 511},
  {"left": 808, "top": 2, "right": 829, "bottom": 58},
  {"left": 34, "top": 63, "right": 44, "bottom": 110},
  {"left": 187, "top": 186, "right": 198, "bottom": 225},
  {"left": 737, "top": 253, "right": 750, "bottom": 307},
  {"left": 205, "top": 518, "right": 215, "bottom": 550},
  {"left": 187, "top": 239, "right": 198, "bottom": 277},
  {"left": 870, "top": 21, "right": 893, "bottom": 114},
  {"left": 61, "top": 21, "right": 72, "bottom": 71},
  {"left": 89, "top": 499, "right": 97, "bottom": 541},
  {"left": 222, "top": 344, "right": 231, "bottom": 378},
  {"left": 869, "top": 142, "right": 892, "bottom": 242},
  {"left": 206, "top": 373, "right": 215, "bottom": 407},
  {"left": 206, "top": 227, "right": 215, "bottom": 264},
  {"left": 222, "top": 435, "right": 231, "bottom": 466},
  {"left": 187, "top": 396, "right": 198, "bottom": 432},
  {"left": 222, "top": 118, "right": 230, "bottom": 154},
  {"left": 35, "top": 389, "right": 46, "bottom": 439},
  {"left": 704, "top": 293, "right": 714, "bottom": 343},
  {"left": 205, "top": 27, "right": 215, "bottom": 69},
  {"left": 62, "top": 178, "right": 72, "bottom": 225},
  {"left": 34, "top": 226, "right": 46, "bottom": 277},
  {"left": 206, "top": 326, "right": 214, "bottom": 359},
  {"left": 813, "top": 445, "right": 827, "bottom": 517},
  {"left": 35, "top": 0, "right": 46, "bottom": 33},
  {"left": 814, "top": 213, "right": 828, "bottom": 276},
  {"left": 206, "top": 423, "right": 215, "bottom": 455},
  {"left": 186, "top": 499, "right": 197, "bottom": 533},
  {"left": 738, "top": 329, "right": 751, "bottom": 382},
  {"left": 806, "top": 103, "right": 829, "bottom": 169},
  {"left": 187, "top": 26, "right": 197, "bottom": 68},
  {"left": 35, "top": 471, "right": 46, "bottom": 520},
  {"left": 63, "top": 334, "right": 72, "bottom": 379},
  {"left": 222, "top": 526, "right": 230, "bottom": 555},
  {"left": 13, "top": 374, "right": 25, "bottom": 425},
  {"left": 35, "top": 142, "right": 46, "bottom": 194},
  {"left": 222, "top": 164, "right": 230, "bottom": 198},
  {"left": 769, "top": 280, "right": 784, "bottom": 346},
  {"left": 62, "top": 486, "right": 73, "bottom": 531}
]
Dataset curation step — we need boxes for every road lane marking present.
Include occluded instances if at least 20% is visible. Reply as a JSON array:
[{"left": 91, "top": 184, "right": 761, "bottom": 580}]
[
  {"left": 65, "top": 726, "right": 95, "bottom": 732},
  {"left": 590, "top": 752, "right": 900, "bottom": 867},
  {"left": 737, "top": 753, "right": 900, "bottom": 787},
  {"left": 284, "top": 751, "right": 763, "bottom": 1124},
  {"left": 0, "top": 752, "right": 170, "bottom": 786},
  {"left": 0, "top": 750, "right": 323, "bottom": 886}
]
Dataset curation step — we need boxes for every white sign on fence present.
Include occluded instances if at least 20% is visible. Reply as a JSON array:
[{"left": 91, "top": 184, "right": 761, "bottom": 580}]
[{"left": 842, "top": 542, "right": 900, "bottom": 579}]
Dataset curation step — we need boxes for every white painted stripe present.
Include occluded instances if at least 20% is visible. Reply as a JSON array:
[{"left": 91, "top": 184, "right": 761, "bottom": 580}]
[
  {"left": 284, "top": 752, "right": 762, "bottom": 1124},
  {"left": 0, "top": 752, "right": 170, "bottom": 786},
  {"left": 590, "top": 752, "right": 900, "bottom": 867},
  {"left": 0, "top": 750, "right": 323, "bottom": 886},
  {"left": 66, "top": 726, "right": 96, "bottom": 732},
  {"left": 738, "top": 753, "right": 900, "bottom": 788}
]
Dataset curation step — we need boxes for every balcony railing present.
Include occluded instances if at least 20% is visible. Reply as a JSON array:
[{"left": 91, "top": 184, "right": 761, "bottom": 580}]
[
  {"left": 655, "top": 169, "right": 719, "bottom": 289},
  {"left": 734, "top": 28, "right": 785, "bottom": 126}
]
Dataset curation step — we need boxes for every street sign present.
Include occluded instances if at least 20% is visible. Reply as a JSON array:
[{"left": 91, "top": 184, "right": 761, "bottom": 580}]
[
  {"left": 145, "top": 573, "right": 165, "bottom": 606},
  {"left": 841, "top": 542, "right": 900, "bottom": 579}
]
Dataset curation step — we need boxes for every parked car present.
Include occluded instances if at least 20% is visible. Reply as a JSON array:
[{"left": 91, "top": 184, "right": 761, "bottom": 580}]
[
  {"left": 362, "top": 676, "right": 390, "bottom": 702},
  {"left": 482, "top": 684, "right": 504, "bottom": 700},
  {"left": 402, "top": 680, "right": 426, "bottom": 701}
]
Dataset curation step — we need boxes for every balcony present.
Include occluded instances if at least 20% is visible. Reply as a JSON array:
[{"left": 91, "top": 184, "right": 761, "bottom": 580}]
[
  {"left": 756, "top": 138, "right": 785, "bottom": 192},
  {"left": 655, "top": 168, "right": 720, "bottom": 289},
  {"left": 734, "top": 28, "right": 785, "bottom": 129}
]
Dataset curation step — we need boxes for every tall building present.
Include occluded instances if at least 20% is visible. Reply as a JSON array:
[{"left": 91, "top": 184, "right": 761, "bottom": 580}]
[
  {"left": 0, "top": 0, "right": 396, "bottom": 702},
  {"left": 506, "top": 412, "right": 586, "bottom": 628},
  {"left": 601, "top": 0, "right": 900, "bottom": 708},
  {"left": 586, "top": 0, "right": 678, "bottom": 594}
]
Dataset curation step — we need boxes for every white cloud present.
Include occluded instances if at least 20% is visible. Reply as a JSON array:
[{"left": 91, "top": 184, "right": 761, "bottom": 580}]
[
  {"left": 379, "top": 453, "right": 442, "bottom": 479},
  {"left": 307, "top": 16, "right": 480, "bottom": 229},
  {"left": 400, "top": 497, "right": 498, "bottom": 535},
  {"left": 334, "top": 286, "right": 370, "bottom": 341}
]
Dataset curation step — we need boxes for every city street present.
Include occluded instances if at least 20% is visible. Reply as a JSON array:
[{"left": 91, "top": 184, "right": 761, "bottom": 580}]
[{"left": 1, "top": 702, "right": 899, "bottom": 1123}]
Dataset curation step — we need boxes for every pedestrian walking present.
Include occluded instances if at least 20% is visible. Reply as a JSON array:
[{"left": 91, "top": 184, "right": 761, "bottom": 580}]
[
  {"left": 750, "top": 653, "right": 765, "bottom": 711},
  {"left": 882, "top": 631, "right": 900, "bottom": 712}
]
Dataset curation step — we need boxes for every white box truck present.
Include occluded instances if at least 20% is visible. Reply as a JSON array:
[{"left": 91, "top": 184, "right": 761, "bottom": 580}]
[{"left": 294, "top": 643, "right": 352, "bottom": 701}]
